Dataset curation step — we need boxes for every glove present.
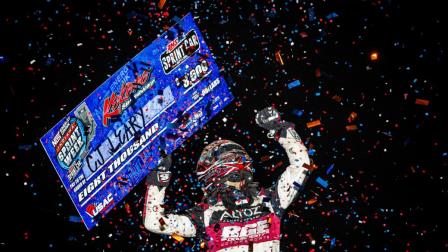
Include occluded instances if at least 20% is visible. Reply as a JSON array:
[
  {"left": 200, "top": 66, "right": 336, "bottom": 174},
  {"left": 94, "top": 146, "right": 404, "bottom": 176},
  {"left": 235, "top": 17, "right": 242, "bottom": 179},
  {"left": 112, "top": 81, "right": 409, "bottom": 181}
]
[
  {"left": 146, "top": 152, "right": 173, "bottom": 188},
  {"left": 255, "top": 106, "right": 294, "bottom": 138}
]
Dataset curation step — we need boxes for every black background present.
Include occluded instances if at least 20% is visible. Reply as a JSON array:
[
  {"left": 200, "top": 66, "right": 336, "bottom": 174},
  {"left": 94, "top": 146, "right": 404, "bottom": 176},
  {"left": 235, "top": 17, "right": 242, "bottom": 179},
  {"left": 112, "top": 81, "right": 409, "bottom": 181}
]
[{"left": 1, "top": 0, "right": 447, "bottom": 251}]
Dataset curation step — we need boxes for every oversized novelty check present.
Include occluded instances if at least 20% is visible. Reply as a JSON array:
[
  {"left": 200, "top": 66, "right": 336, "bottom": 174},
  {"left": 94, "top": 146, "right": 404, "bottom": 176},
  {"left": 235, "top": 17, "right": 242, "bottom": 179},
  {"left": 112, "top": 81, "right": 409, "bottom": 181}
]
[{"left": 40, "top": 13, "right": 234, "bottom": 230}]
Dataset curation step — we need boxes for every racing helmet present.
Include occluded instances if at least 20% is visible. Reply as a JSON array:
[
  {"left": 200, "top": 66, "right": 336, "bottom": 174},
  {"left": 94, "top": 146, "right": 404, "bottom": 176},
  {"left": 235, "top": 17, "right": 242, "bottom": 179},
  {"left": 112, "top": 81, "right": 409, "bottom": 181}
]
[{"left": 196, "top": 139, "right": 253, "bottom": 191}]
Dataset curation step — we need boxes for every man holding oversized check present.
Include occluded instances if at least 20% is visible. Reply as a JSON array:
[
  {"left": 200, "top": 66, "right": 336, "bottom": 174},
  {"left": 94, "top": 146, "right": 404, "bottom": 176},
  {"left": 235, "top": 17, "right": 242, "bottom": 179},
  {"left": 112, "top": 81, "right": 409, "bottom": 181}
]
[{"left": 41, "top": 13, "right": 313, "bottom": 251}]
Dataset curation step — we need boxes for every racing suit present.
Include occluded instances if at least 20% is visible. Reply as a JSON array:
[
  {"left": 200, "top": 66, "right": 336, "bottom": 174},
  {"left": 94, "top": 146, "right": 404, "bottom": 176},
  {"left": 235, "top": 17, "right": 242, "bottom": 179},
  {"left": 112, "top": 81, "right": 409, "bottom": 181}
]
[{"left": 143, "top": 127, "right": 310, "bottom": 251}]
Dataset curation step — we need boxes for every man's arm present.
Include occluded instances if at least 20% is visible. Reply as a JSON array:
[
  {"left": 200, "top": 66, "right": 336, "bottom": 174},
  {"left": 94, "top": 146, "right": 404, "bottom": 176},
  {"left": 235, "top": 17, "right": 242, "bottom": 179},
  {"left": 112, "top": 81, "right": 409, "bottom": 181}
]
[
  {"left": 256, "top": 107, "right": 312, "bottom": 210},
  {"left": 143, "top": 154, "right": 197, "bottom": 237},
  {"left": 275, "top": 127, "right": 310, "bottom": 209}
]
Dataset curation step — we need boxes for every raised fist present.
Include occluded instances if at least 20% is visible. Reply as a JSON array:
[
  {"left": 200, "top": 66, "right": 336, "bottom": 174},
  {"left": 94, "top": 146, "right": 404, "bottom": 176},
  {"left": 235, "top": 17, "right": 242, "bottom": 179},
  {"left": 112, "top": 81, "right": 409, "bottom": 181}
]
[
  {"left": 146, "top": 153, "right": 173, "bottom": 188},
  {"left": 255, "top": 107, "right": 294, "bottom": 137}
]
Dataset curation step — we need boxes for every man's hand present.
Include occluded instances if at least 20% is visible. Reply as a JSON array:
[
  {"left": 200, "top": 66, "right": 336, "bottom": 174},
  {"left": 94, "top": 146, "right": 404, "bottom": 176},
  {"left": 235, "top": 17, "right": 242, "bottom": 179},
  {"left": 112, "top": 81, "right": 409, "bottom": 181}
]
[
  {"left": 146, "top": 152, "right": 173, "bottom": 188},
  {"left": 256, "top": 106, "right": 294, "bottom": 138}
]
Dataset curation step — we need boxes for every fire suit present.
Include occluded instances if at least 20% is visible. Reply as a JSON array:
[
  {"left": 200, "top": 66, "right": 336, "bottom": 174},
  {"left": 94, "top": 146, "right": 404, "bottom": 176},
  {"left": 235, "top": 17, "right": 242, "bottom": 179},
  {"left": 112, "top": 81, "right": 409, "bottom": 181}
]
[{"left": 143, "top": 127, "right": 310, "bottom": 252}]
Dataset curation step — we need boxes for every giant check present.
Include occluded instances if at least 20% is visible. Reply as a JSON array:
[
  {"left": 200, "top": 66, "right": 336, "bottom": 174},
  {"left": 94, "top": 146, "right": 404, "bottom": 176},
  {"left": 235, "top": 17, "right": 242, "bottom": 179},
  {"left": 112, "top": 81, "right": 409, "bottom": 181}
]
[{"left": 40, "top": 13, "right": 234, "bottom": 230}]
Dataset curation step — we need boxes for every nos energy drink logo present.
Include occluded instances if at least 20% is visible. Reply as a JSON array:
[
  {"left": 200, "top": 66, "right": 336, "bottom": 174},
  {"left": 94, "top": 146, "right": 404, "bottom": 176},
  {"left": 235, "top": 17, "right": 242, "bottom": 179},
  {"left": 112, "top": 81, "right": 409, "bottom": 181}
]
[{"left": 85, "top": 193, "right": 114, "bottom": 218}]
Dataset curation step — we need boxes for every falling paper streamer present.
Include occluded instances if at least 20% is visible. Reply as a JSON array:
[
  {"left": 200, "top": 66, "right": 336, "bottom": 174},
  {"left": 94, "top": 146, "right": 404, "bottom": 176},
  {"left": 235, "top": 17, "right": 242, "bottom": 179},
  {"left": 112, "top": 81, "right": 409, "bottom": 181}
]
[
  {"left": 307, "top": 120, "right": 321, "bottom": 128},
  {"left": 415, "top": 98, "right": 430, "bottom": 106}
]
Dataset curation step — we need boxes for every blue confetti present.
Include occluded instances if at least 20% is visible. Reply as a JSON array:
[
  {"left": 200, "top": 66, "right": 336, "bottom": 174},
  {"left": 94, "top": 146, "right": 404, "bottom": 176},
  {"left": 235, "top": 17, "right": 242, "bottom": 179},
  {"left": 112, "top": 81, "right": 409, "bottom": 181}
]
[
  {"left": 69, "top": 215, "right": 82, "bottom": 223},
  {"left": 287, "top": 80, "right": 301, "bottom": 89},
  {"left": 331, "top": 237, "right": 336, "bottom": 248},
  {"left": 326, "top": 12, "right": 339, "bottom": 20},
  {"left": 18, "top": 144, "right": 33, "bottom": 151},
  {"left": 292, "top": 109, "right": 304, "bottom": 117},
  {"left": 326, "top": 163, "right": 335, "bottom": 174},
  {"left": 308, "top": 149, "right": 316, "bottom": 156},
  {"left": 316, "top": 177, "right": 328, "bottom": 188}
]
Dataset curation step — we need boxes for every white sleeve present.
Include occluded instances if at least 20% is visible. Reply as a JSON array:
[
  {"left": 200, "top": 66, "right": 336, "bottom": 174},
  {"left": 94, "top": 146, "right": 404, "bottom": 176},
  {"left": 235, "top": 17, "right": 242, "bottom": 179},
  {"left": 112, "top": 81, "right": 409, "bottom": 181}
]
[
  {"left": 275, "top": 127, "right": 311, "bottom": 209},
  {"left": 143, "top": 185, "right": 197, "bottom": 237}
]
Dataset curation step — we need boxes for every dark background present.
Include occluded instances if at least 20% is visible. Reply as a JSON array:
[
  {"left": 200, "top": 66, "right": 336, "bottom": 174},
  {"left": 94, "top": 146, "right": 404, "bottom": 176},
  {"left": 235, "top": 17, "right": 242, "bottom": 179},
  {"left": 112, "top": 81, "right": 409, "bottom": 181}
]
[{"left": 1, "top": 0, "right": 447, "bottom": 251}]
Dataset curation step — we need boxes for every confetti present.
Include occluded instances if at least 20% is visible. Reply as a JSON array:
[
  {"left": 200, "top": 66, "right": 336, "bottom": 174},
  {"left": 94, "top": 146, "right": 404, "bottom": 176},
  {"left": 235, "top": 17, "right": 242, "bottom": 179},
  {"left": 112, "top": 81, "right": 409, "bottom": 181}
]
[
  {"left": 292, "top": 109, "right": 304, "bottom": 118},
  {"left": 326, "top": 12, "right": 339, "bottom": 20},
  {"left": 330, "top": 238, "right": 336, "bottom": 248},
  {"left": 332, "top": 95, "right": 342, "bottom": 103},
  {"left": 370, "top": 51, "right": 379, "bottom": 61},
  {"left": 348, "top": 112, "right": 358, "bottom": 122},
  {"left": 415, "top": 98, "right": 430, "bottom": 106},
  {"left": 171, "top": 233, "right": 185, "bottom": 243},
  {"left": 303, "top": 163, "right": 318, "bottom": 171},
  {"left": 308, "top": 148, "right": 316, "bottom": 156},
  {"left": 260, "top": 155, "right": 272, "bottom": 162},
  {"left": 307, "top": 120, "right": 321, "bottom": 128},
  {"left": 307, "top": 198, "right": 318, "bottom": 205},
  {"left": 4, "top": 1, "right": 444, "bottom": 251},
  {"left": 69, "top": 216, "right": 82, "bottom": 223},
  {"left": 326, "top": 164, "right": 335, "bottom": 175},
  {"left": 315, "top": 177, "right": 328, "bottom": 188},
  {"left": 288, "top": 80, "right": 301, "bottom": 89},
  {"left": 345, "top": 125, "right": 358, "bottom": 131},
  {"left": 158, "top": 0, "right": 167, "bottom": 9},
  {"left": 275, "top": 50, "right": 284, "bottom": 65}
]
